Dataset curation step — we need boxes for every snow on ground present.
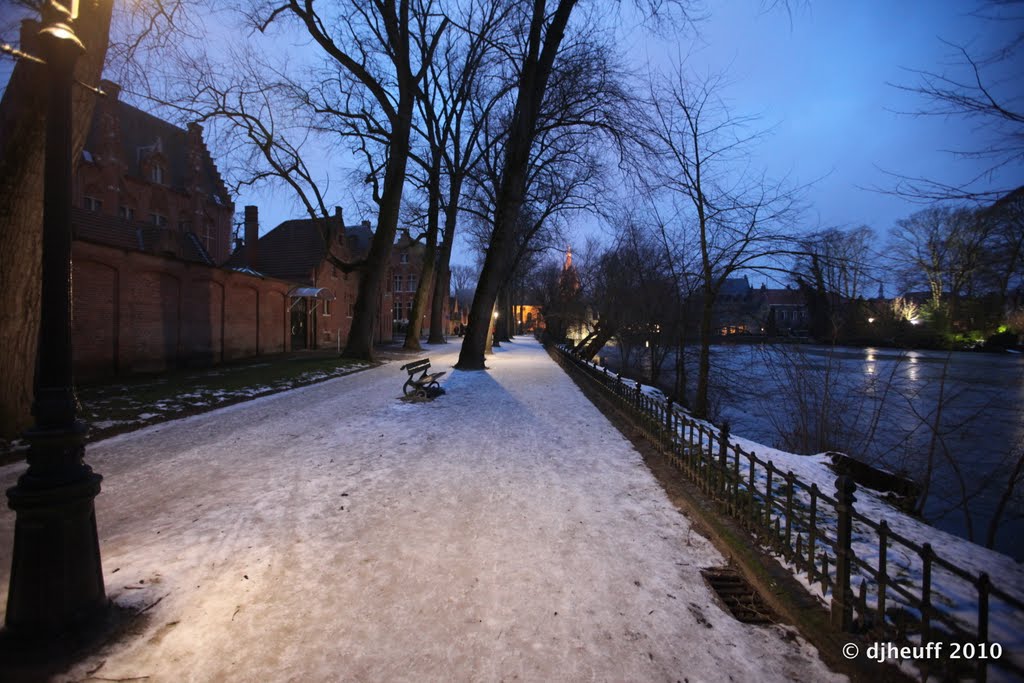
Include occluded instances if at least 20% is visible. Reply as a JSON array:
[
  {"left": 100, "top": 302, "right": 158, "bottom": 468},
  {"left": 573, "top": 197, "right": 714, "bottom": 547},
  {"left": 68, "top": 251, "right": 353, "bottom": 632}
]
[{"left": 0, "top": 338, "right": 842, "bottom": 682}]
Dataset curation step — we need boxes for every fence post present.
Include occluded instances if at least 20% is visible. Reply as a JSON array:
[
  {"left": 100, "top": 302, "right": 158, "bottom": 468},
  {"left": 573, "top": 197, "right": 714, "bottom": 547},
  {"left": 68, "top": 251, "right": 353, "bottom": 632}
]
[
  {"left": 831, "top": 475, "right": 857, "bottom": 632},
  {"left": 718, "top": 422, "right": 730, "bottom": 498}
]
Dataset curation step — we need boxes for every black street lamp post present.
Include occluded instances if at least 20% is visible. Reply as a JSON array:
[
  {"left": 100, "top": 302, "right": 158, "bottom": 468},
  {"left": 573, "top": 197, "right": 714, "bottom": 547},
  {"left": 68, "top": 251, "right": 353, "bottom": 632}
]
[{"left": 5, "top": 2, "right": 106, "bottom": 635}]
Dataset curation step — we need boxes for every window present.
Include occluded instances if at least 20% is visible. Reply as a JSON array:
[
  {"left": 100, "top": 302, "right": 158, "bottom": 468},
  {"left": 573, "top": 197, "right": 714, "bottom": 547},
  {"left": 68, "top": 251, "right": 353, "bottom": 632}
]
[
  {"left": 323, "top": 300, "right": 331, "bottom": 316},
  {"left": 202, "top": 223, "right": 215, "bottom": 253},
  {"left": 118, "top": 205, "right": 134, "bottom": 221},
  {"left": 400, "top": 251, "right": 409, "bottom": 264},
  {"left": 393, "top": 301, "right": 404, "bottom": 322},
  {"left": 407, "top": 275, "right": 417, "bottom": 292},
  {"left": 84, "top": 196, "right": 101, "bottom": 212},
  {"left": 150, "top": 164, "right": 165, "bottom": 184},
  {"left": 150, "top": 212, "right": 167, "bottom": 227},
  {"left": 393, "top": 274, "right": 402, "bottom": 292}
]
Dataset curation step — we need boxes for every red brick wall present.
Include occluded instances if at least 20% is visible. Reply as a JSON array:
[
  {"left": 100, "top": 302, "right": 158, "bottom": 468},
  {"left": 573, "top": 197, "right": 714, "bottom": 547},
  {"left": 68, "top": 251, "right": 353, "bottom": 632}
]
[{"left": 72, "top": 240, "right": 292, "bottom": 379}]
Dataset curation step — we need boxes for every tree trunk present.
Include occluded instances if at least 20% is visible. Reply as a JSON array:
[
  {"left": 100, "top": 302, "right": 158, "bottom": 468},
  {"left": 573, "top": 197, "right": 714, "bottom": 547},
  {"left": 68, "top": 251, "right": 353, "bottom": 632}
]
[
  {"left": 427, "top": 180, "right": 461, "bottom": 344},
  {"left": 456, "top": 0, "right": 577, "bottom": 370},
  {"left": 344, "top": 92, "right": 414, "bottom": 360},
  {"left": 579, "top": 322, "right": 616, "bottom": 359},
  {"left": 674, "top": 333, "right": 688, "bottom": 407},
  {"left": 403, "top": 165, "right": 440, "bottom": 350},
  {"left": 694, "top": 290, "right": 714, "bottom": 419},
  {"left": 0, "top": 5, "right": 113, "bottom": 439}
]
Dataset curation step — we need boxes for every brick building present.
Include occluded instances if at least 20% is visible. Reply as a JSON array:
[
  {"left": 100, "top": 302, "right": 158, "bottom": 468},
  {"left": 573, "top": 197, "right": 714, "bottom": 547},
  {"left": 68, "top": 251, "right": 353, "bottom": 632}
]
[
  {"left": 75, "top": 80, "right": 234, "bottom": 264},
  {"left": 389, "top": 230, "right": 450, "bottom": 338},
  {"left": 225, "top": 207, "right": 394, "bottom": 349},
  {"left": 69, "top": 83, "right": 296, "bottom": 378}
]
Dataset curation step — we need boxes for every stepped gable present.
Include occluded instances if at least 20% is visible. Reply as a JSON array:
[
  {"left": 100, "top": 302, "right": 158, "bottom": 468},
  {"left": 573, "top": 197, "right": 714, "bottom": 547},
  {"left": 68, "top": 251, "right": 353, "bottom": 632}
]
[{"left": 84, "top": 95, "right": 230, "bottom": 207}]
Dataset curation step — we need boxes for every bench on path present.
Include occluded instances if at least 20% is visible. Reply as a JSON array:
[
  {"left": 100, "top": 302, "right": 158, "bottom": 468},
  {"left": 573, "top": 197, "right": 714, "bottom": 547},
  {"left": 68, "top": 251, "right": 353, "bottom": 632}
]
[{"left": 400, "top": 358, "right": 446, "bottom": 398}]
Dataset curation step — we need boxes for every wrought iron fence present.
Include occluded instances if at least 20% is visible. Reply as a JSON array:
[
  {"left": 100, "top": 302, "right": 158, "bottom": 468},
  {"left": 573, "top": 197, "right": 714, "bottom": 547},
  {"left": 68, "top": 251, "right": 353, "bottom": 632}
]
[{"left": 553, "top": 343, "right": 1023, "bottom": 682}]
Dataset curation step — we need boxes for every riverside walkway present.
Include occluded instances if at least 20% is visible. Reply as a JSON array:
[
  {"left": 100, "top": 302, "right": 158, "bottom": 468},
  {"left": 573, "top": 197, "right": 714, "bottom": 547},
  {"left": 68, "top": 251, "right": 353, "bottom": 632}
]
[{"left": 0, "top": 338, "right": 842, "bottom": 682}]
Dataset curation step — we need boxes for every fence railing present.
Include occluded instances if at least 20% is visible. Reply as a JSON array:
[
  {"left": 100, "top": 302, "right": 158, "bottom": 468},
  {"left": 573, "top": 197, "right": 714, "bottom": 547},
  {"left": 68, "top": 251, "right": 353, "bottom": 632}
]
[{"left": 553, "top": 343, "right": 1023, "bottom": 682}]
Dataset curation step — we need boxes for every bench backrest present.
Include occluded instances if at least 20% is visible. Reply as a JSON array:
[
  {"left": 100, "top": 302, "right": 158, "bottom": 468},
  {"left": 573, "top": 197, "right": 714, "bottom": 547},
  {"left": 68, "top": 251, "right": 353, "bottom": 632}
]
[{"left": 400, "top": 359, "right": 431, "bottom": 373}]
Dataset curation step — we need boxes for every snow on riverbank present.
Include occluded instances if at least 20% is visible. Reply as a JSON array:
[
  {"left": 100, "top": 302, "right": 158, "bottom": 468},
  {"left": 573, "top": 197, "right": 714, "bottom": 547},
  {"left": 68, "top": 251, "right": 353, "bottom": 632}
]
[
  {"left": 574, "top": 350, "right": 1024, "bottom": 680},
  {"left": 0, "top": 339, "right": 842, "bottom": 682}
]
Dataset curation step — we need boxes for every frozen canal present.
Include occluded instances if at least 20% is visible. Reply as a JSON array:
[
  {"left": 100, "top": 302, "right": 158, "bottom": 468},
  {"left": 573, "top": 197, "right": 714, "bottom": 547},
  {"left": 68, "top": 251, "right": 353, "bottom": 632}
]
[{"left": 0, "top": 338, "right": 841, "bottom": 682}]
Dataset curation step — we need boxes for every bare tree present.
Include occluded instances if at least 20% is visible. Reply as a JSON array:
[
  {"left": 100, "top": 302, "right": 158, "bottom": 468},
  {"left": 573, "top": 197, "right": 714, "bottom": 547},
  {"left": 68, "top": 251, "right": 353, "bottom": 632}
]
[
  {"left": 458, "top": 15, "right": 633, "bottom": 358},
  {"left": 398, "top": 0, "right": 510, "bottom": 349},
  {"left": 642, "top": 65, "right": 800, "bottom": 418},
  {"left": 250, "top": 0, "right": 448, "bottom": 360},
  {"left": 885, "top": 1, "right": 1024, "bottom": 202},
  {"left": 887, "top": 205, "right": 990, "bottom": 324},
  {"left": 791, "top": 226, "right": 879, "bottom": 341}
]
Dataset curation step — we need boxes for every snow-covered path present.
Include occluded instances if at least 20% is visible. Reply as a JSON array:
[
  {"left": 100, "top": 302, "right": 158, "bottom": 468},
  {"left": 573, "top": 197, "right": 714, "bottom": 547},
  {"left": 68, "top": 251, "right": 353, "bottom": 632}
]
[{"left": 0, "top": 338, "right": 842, "bottom": 682}]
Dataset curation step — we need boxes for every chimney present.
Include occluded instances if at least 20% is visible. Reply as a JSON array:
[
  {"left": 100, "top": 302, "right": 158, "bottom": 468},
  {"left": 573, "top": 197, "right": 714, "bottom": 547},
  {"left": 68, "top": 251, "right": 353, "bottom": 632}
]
[{"left": 244, "top": 205, "right": 259, "bottom": 270}]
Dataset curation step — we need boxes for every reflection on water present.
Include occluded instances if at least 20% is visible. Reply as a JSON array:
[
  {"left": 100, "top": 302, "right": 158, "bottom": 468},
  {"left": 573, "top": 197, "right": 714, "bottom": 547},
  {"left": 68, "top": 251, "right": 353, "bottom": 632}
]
[{"left": 707, "top": 344, "right": 1024, "bottom": 561}]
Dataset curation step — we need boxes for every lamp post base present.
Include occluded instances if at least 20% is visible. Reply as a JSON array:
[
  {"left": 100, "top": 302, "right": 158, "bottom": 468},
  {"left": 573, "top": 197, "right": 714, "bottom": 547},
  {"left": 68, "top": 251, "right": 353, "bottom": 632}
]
[{"left": 5, "top": 456, "right": 105, "bottom": 635}]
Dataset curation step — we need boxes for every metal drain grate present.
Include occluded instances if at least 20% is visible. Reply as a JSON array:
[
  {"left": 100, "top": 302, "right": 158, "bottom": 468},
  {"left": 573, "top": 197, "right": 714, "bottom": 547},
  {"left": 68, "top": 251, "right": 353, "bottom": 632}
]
[{"left": 701, "top": 567, "right": 775, "bottom": 625}]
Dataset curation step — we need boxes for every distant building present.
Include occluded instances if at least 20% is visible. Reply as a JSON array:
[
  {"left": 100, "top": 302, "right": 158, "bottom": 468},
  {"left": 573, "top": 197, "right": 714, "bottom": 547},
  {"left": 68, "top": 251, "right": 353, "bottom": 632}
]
[
  {"left": 711, "top": 277, "right": 810, "bottom": 336},
  {"left": 225, "top": 208, "right": 392, "bottom": 349},
  {"left": 761, "top": 285, "right": 809, "bottom": 336},
  {"left": 513, "top": 304, "right": 544, "bottom": 334},
  {"left": 390, "top": 230, "right": 450, "bottom": 338}
]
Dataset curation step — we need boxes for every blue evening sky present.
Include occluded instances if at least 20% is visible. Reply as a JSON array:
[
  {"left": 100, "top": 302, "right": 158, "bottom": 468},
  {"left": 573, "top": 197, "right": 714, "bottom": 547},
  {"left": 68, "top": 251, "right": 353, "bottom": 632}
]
[
  {"left": 642, "top": 0, "right": 1022, "bottom": 232},
  {"left": 2, "top": 1, "right": 1021, "bottom": 269}
]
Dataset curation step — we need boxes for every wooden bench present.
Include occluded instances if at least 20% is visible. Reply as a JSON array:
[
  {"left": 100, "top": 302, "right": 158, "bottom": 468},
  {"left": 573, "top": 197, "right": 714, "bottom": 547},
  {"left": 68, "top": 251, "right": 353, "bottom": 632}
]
[{"left": 400, "top": 358, "right": 446, "bottom": 397}]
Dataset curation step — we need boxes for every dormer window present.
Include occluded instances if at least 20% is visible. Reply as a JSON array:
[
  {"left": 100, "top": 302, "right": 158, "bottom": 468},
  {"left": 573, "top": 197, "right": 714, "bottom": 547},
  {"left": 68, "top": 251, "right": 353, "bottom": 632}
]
[
  {"left": 400, "top": 252, "right": 409, "bottom": 264},
  {"left": 150, "top": 164, "right": 165, "bottom": 184}
]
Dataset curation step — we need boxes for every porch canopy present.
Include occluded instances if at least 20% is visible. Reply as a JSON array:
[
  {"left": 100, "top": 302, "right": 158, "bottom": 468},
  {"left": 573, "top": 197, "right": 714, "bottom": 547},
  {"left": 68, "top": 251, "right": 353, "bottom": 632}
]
[
  {"left": 288, "top": 286, "right": 336, "bottom": 301},
  {"left": 288, "top": 286, "right": 336, "bottom": 311}
]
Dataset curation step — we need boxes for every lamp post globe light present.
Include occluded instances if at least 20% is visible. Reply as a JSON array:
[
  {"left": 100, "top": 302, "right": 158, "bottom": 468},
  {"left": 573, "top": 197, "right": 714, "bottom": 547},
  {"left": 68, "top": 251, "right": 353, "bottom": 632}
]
[{"left": 5, "top": 0, "right": 106, "bottom": 635}]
